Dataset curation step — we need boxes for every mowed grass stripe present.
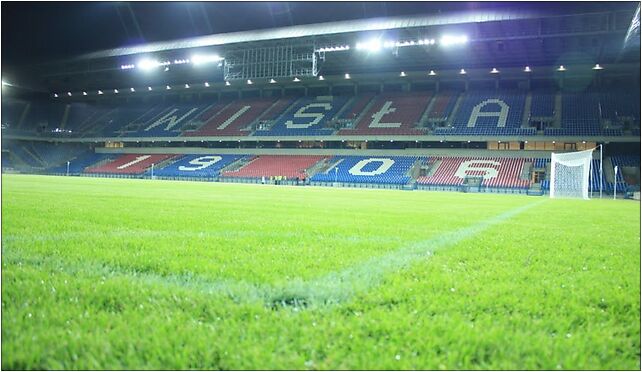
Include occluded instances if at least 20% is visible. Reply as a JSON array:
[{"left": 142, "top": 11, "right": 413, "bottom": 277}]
[
  {"left": 2, "top": 175, "right": 531, "bottom": 284},
  {"left": 3, "top": 188, "right": 544, "bottom": 307},
  {"left": 2, "top": 175, "right": 639, "bottom": 370}
]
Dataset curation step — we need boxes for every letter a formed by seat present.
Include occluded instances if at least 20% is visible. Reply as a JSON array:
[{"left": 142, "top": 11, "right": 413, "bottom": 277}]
[{"left": 467, "top": 99, "right": 509, "bottom": 128}]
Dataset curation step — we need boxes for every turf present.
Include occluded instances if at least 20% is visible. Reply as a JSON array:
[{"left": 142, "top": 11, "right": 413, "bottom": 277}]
[{"left": 2, "top": 174, "right": 640, "bottom": 370}]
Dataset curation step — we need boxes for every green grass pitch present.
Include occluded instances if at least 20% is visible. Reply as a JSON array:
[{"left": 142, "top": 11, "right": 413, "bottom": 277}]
[{"left": 2, "top": 174, "right": 640, "bottom": 370}]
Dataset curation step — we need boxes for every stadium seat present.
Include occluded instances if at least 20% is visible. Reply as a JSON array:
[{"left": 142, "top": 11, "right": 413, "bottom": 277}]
[
  {"left": 221, "top": 155, "right": 326, "bottom": 179},
  {"left": 185, "top": 98, "right": 276, "bottom": 137},
  {"left": 338, "top": 92, "right": 430, "bottom": 135},
  {"left": 153, "top": 154, "right": 245, "bottom": 178},
  {"left": 311, "top": 155, "right": 423, "bottom": 184},
  {"left": 434, "top": 91, "right": 529, "bottom": 136},
  {"left": 417, "top": 156, "right": 531, "bottom": 189},
  {"left": 85, "top": 154, "right": 177, "bottom": 175},
  {"left": 254, "top": 96, "right": 348, "bottom": 136}
]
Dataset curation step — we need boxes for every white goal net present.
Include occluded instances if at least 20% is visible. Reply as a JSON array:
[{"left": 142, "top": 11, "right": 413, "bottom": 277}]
[{"left": 550, "top": 149, "right": 594, "bottom": 199}]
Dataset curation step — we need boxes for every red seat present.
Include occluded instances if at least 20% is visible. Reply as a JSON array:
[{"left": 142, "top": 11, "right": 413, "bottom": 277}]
[
  {"left": 338, "top": 93, "right": 431, "bottom": 136},
  {"left": 417, "top": 156, "right": 531, "bottom": 188},
  {"left": 85, "top": 154, "right": 176, "bottom": 175},
  {"left": 221, "top": 155, "right": 326, "bottom": 179}
]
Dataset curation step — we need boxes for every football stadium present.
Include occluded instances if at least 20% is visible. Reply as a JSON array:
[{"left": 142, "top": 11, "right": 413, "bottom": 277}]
[{"left": 1, "top": 1, "right": 641, "bottom": 370}]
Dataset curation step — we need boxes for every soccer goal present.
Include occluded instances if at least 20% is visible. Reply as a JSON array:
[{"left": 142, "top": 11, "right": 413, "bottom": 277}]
[{"left": 550, "top": 148, "right": 600, "bottom": 199}]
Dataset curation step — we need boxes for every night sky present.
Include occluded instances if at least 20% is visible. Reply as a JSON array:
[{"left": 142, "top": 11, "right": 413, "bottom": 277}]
[{"left": 1, "top": 1, "right": 634, "bottom": 69}]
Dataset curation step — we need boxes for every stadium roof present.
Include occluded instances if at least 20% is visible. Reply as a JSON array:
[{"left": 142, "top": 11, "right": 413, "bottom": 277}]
[{"left": 79, "top": 9, "right": 539, "bottom": 60}]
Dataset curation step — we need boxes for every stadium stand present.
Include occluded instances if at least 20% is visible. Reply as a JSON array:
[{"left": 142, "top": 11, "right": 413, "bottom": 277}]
[
  {"left": 611, "top": 155, "right": 641, "bottom": 190},
  {"left": 338, "top": 93, "right": 430, "bottom": 135},
  {"left": 530, "top": 91, "right": 555, "bottom": 118},
  {"left": 221, "top": 155, "right": 326, "bottom": 179},
  {"left": 545, "top": 93, "right": 602, "bottom": 136},
  {"left": 427, "top": 91, "right": 460, "bottom": 121},
  {"left": 153, "top": 154, "right": 244, "bottom": 178},
  {"left": 339, "top": 93, "right": 376, "bottom": 120},
  {"left": 259, "top": 98, "right": 296, "bottom": 121},
  {"left": 311, "top": 155, "right": 422, "bottom": 184},
  {"left": 85, "top": 154, "right": 177, "bottom": 174},
  {"left": 185, "top": 98, "right": 276, "bottom": 136},
  {"left": 254, "top": 96, "right": 348, "bottom": 136},
  {"left": 599, "top": 91, "right": 641, "bottom": 122},
  {"left": 417, "top": 156, "right": 531, "bottom": 188},
  {"left": 125, "top": 105, "right": 204, "bottom": 137},
  {"left": 46, "top": 152, "right": 116, "bottom": 174},
  {"left": 434, "top": 91, "right": 534, "bottom": 136}
]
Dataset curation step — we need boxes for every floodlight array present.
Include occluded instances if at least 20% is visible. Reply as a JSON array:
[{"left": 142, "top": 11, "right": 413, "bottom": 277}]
[
  {"left": 315, "top": 45, "right": 350, "bottom": 53},
  {"left": 120, "top": 55, "right": 223, "bottom": 71},
  {"left": 354, "top": 35, "right": 458, "bottom": 52},
  {"left": 53, "top": 63, "right": 602, "bottom": 99}
]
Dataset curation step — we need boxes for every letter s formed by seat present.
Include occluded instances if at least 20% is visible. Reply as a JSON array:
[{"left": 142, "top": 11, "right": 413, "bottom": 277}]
[{"left": 285, "top": 103, "right": 332, "bottom": 129}]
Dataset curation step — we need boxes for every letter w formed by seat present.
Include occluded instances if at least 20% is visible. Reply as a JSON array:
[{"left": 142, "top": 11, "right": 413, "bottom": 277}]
[
  {"left": 467, "top": 99, "right": 509, "bottom": 128},
  {"left": 145, "top": 107, "right": 199, "bottom": 131}
]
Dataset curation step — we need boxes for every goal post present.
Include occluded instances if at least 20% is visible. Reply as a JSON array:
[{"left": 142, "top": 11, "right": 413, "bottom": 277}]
[{"left": 550, "top": 148, "right": 596, "bottom": 200}]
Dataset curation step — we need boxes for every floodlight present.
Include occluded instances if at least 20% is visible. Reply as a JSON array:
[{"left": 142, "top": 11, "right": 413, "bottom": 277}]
[
  {"left": 247, "top": 79, "right": 253, "bottom": 85},
  {"left": 1, "top": 80, "right": 8, "bottom": 86},
  {"left": 191, "top": 54, "right": 224, "bottom": 65},
  {"left": 269, "top": 79, "right": 276, "bottom": 84},
  {"left": 459, "top": 68, "right": 467, "bottom": 75},
  {"left": 293, "top": 77, "right": 300, "bottom": 82},
  {"left": 53, "top": 93, "right": 59, "bottom": 98},
  {"left": 356, "top": 38, "right": 382, "bottom": 52},
  {"left": 114, "top": 89, "right": 119, "bottom": 94},
  {"left": 490, "top": 67, "right": 499, "bottom": 74},
  {"left": 137, "top": 59, "right": 161, "bottom": 71},
  {"left": 148, "top": 86, "right": 153, "bottom": 91},
  {"left": 400, "top": 71, "right": 406, "bottom": 77},
  {"left": 204, "top": 82, "right": 210, "bottom": 87},
  {"left": 557, "top": 65, "right": 566, "bottom": 72},
  {"left": 592, "top": 64, "right": 603, "bottom": 70},
  {"left": 225, "top": 81, "right": 231, "bottom": 86},
  {"left": 428, "top": 70, "right": 437, "bottom": 76},
  {"left": 98, "top": 90, "right": 103, "bottom": 95},
  {"left": 166, "top": 85, "right": 171, "bottom": 90},
  {"left": 344, "top": 73, "right": 351, "bottom": 79},
  {"left": 184, "top": 84, "right": 190, "bottom": 88},
  {"left": 440, "top": 35, "right": 468, "bottom": 46},
  {"left": 67, "top": 92, "right": 72, "bottom": 96},
  {"left": 318, "top": 75, "right": 324, "bottom": 81},
  {"left": 524, "top": 66, "right": 532, "bottom": 72},
  {"left": 130, "top": 87, "right": 135, "bottom": 92}
]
